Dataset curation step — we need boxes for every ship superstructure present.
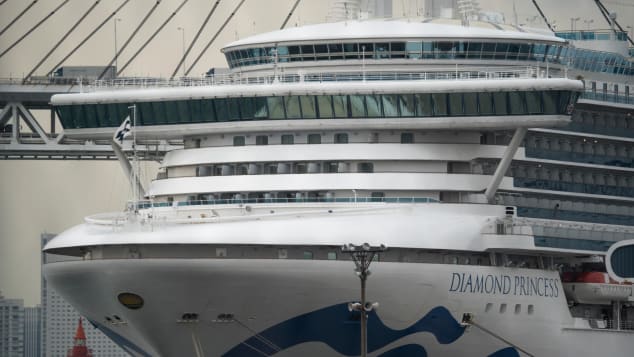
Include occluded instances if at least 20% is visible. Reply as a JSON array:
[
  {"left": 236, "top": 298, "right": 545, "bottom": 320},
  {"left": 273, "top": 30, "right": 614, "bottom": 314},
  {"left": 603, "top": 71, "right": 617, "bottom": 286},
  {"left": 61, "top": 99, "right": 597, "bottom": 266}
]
[{"left": 42, "top": 7, "right": 634, "bottom": 357}]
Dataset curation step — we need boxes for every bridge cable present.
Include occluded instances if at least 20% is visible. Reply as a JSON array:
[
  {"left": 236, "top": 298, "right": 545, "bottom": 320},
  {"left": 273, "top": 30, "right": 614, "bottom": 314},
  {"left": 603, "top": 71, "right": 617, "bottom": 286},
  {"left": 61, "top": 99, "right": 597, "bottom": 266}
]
[
  {"left": 117, "top": 0, "right": 189, "bottom": 76},
  {"left": 530, "top": 0, "right": 555, "bottom": 33},
  {"left": 0, "top": 0, "right": 38, "bottom": 38},
  {"left": 170, "top": 0, "right": 222, "bottom": 78},
  {"left": 98, "top": 0, "right": 161, "bottom": 79},
  {"left": 280, "top": 0, "right": 302, "bottom": 29},
  {"left": 594, "top": 0, "right": 634, "bottom": 46},
  {"left": 594, "top": 0, "right": 615, "bottom": 28},
  {"left": 184, "top": 0, "right": 246, "bottom": 76},
  {"left": 45, "top": 0, "right": 132, "bottom": 76},
  {"left": 0, "top": 0, "right": 70, "bottom": 59},
  {"left": 23, "top": 1, "right": 101, "bottom": 82}
]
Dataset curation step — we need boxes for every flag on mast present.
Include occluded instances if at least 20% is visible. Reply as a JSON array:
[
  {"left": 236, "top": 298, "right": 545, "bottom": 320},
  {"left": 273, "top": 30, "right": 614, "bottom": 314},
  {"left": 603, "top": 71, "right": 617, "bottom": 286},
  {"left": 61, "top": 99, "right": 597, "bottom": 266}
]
[{"left": 113, "top": 116, "right": 131, "bottom": 146}]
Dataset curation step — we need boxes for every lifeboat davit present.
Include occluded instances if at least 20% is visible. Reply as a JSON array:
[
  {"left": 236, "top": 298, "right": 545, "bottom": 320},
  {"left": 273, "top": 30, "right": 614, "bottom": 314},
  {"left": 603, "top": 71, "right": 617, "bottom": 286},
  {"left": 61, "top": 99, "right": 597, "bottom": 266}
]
[{"left": 562, "top": 272, "right": 633, "bottom": 304}]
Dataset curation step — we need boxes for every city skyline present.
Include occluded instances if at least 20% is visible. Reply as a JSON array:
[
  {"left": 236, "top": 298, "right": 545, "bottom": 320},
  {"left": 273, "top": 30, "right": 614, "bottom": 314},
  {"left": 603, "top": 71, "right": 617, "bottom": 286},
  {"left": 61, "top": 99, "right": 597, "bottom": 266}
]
[{"left": 1, "top": 0, "right": 633, "bottom": 306}]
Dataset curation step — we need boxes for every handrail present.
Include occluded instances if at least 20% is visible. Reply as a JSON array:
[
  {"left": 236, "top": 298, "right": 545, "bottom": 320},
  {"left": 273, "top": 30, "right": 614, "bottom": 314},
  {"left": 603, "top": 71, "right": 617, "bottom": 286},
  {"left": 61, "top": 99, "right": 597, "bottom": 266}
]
[
  {"left": 84, "top": 196, "right": 439, "bottom": 225},
  {"left": 89, "top": 66, "right": 555, "bottom": 90},
  {"left": 0, "top": 65, "right": 563, "bottom": 89}
]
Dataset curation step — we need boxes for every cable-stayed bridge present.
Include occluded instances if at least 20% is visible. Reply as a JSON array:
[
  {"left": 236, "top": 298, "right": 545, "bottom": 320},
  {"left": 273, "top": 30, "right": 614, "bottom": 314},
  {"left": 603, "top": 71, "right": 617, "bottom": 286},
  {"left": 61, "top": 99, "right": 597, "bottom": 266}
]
[{"left": 0, "top": 0, "right": 303, "bottom": 160}]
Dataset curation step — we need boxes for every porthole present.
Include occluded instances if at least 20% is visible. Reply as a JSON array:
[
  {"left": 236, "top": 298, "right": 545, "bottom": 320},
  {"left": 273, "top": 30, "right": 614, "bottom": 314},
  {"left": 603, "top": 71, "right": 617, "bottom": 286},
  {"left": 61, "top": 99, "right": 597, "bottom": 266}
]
[{"left": 118, "top": 292, "right": 144, "bottom": 310}]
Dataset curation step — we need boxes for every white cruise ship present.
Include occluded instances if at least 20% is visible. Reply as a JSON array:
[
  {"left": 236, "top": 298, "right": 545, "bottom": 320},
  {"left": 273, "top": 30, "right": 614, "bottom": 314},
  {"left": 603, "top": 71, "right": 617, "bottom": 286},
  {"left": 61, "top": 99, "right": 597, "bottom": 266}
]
[{"left": 43, "top": 2, "right": 634, "bottom": 356}]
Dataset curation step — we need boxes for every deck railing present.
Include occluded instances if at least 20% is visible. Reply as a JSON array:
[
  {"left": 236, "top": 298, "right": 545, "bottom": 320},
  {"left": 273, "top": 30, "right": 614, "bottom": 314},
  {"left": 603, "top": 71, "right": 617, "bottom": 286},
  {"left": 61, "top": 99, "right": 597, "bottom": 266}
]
[{"left": 85, "top": 66, "right": 558, "bottom": 91}]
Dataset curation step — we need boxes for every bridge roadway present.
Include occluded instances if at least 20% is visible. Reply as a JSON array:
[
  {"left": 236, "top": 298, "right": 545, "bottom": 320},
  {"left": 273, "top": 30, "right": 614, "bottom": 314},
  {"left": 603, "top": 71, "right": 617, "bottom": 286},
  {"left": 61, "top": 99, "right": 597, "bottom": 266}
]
[{"left": 0, "top": 77, "right": 180, "bottom": 160}]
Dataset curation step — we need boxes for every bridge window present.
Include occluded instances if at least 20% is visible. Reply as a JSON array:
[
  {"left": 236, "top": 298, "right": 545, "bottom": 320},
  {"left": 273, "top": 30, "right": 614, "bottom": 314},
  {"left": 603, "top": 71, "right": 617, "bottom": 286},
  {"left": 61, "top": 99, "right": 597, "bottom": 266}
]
[
  {"left": 316, "top": 96, "right": 334, "bottom": 118},
  {"left": 349, "top": 95, "right": 366, "bottom": 117},
  {"left": 262, "top": 97, "right": 282, "bottom": 119},
  {"left": 432, "top": 93, "right": 448, "bottom": 116},
  {"left": 56, "top": 89, "right": 579, "bottom": 129},
  {"left": 332, "top": 95, "right": 348, "bottom": 118},
  {"left": 399, "top": 94, "right": 416, "bottom": 117},
  {"left": 365, "top": 95, "right": 382, "bottom": 117},
  {"left": 299, "top": 96, "right": 316, "bottom": 118},
  {"left": 382, "top": 94, "right": 399, "bottom": 117},
  {"left": 284, "top": 96, "right": 301, "bottom": 119}
]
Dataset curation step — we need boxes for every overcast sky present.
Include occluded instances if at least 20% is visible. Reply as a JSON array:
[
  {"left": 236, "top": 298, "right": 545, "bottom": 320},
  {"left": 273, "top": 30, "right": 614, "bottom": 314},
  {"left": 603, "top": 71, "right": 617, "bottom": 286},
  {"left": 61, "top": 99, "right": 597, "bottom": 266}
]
[{"left": 0, "top": 0, "right": 632, "bottom": 306}]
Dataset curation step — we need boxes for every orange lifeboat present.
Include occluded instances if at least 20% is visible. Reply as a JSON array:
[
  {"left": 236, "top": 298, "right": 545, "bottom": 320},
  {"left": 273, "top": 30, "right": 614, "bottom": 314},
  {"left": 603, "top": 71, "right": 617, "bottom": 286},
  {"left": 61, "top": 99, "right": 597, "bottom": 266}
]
[{"left": 563, "top": 272, "right": 633, "bottom": 304}]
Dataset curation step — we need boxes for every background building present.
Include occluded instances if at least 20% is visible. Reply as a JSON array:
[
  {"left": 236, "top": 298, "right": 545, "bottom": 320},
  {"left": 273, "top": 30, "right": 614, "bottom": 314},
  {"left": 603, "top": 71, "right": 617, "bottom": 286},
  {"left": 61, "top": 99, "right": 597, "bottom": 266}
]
[
  {"left": 41, "top": 234, "right": 127, "bottom": 357},
  {"left": 0, "top": 293, "right": 24, "bottom": 357},
  {"left": 23, "top": 306, "right": 40, "bottom": 357}
]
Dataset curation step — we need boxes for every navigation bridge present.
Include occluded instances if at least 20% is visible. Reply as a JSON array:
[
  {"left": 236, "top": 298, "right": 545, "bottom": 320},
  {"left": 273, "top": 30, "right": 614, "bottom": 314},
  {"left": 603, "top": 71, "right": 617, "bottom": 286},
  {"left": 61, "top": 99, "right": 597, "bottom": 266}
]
[{"left": 0, "top": 77, "right": 181, "bottom": 160}]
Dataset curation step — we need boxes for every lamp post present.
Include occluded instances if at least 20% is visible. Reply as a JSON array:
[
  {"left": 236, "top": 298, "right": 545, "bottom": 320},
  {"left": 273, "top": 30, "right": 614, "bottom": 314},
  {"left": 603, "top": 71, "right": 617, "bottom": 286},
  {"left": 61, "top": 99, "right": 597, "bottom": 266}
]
[
  {"left": 177, "top": 27, "right": 186, "bottom": 77},
  {"left": 114, "top": 18, "right": 122, "bottom": 71},
  {"left": 627, "top": 25, "right": 633, "bottom": 41},
  {"left": 570, "top": 17, "right": 580, "bottom": 32},
  {"left": 583, "top": 19, "right": 594, "bottom": 30},
  {"left": 342, "top": 243, "right": 387, "bottom": 357}
]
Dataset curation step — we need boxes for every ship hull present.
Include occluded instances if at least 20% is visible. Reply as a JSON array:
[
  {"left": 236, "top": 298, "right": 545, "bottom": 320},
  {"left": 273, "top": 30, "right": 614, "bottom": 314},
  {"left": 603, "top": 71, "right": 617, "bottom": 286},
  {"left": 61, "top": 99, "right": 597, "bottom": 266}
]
[{"left": 44, "top": 258, "right": 634, "bottom": 357}]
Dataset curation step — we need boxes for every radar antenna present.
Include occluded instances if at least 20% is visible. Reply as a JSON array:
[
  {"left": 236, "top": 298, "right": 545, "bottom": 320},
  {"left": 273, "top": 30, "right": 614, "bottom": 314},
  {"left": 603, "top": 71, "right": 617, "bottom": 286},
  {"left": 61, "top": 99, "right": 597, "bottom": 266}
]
[{"left": 456, "top": 0, "right": 480, "bottom": 27}]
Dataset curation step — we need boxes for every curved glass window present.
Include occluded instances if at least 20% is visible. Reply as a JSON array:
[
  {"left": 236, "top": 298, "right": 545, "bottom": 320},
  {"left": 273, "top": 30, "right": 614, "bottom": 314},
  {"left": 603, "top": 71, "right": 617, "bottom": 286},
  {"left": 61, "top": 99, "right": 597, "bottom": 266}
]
[
  {"left": 55, "top": 89, "right": 579, "bottom": 129},
  {"left": 224, "top": 39, "right": 633, "bottom": 76},
  {"left": 610, "top": 246, "right": 634, "bottom": 278}
]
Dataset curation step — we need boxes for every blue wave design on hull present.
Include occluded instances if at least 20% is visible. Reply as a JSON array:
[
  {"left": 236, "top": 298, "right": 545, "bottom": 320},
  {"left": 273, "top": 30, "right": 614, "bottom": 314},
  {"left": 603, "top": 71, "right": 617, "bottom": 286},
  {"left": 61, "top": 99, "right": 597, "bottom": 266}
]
[
  {"left": 378, "top": 344, "right": 428, "bottom": 357},
  {"left": 223, "top": 304, "right": 464, "bottom": 356},
  {"left": 488, "top": 347, "right": 521, "bottom": 357}
]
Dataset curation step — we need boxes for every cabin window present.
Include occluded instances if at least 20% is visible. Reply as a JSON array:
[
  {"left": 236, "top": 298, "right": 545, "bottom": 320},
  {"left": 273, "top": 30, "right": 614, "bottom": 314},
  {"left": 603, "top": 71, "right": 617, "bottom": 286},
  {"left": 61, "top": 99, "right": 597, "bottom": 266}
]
[
  {"left": 308, "top": 134, "right": 321, "bottom": 144},
  {"left": 334, "top": 133, "right": 348, "bottom": 144},
  {"left": 327, "top": 252, "right": 337, "bottom": 260},
  {"left": 358, "top": 162, "right": 374, "bottom": 173},
  {"left": 281, "top": 134, "right": 294, "bottom": 145},
  {"left": 256, "top": 135, "right": 268, "bottom": 145},
  {"left": 233, "top": 136, "right": 245, "bottom": 146},
  {"left": 401, "top": 132, "right": 414, "bottom": 143}
]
